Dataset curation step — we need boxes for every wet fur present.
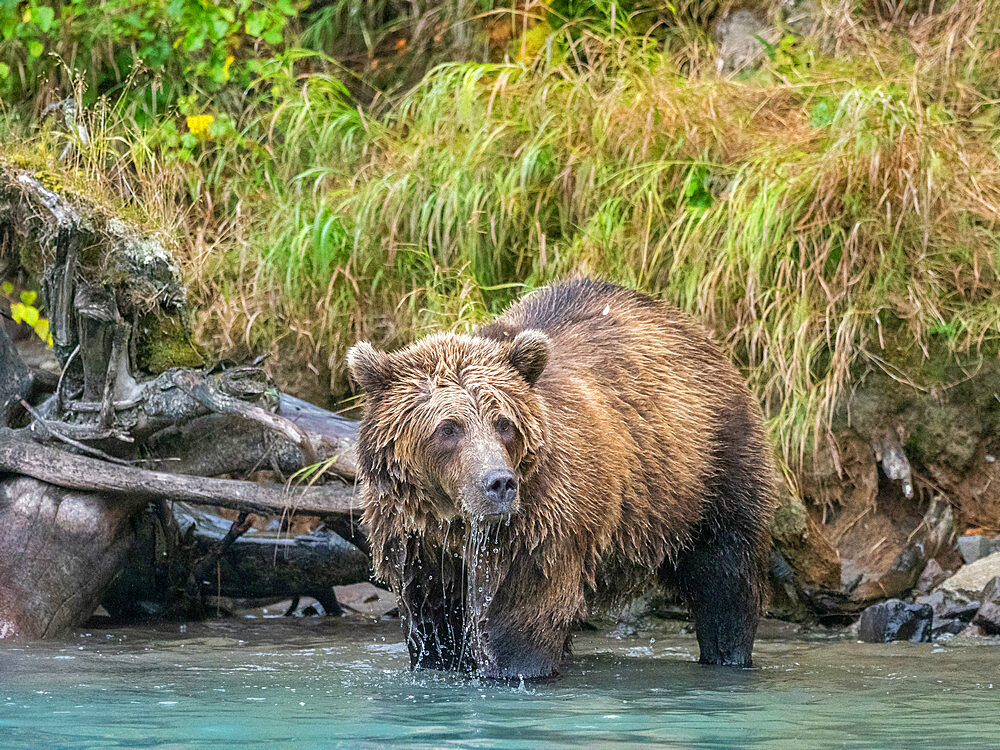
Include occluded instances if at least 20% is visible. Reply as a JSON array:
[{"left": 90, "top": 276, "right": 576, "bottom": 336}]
[{"left": 352, "top": 279, "right": 776, "bottom": 678}]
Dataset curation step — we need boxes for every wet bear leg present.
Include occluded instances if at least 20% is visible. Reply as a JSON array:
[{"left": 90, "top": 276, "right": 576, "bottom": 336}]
[
  {"left": 476, "top": 564, "right": 579, "bottom": 680},
  {"left": 398, "top": 552, "right": 470, "bottom": 672},
  {"left": 477, "top": 615, "right": 566, "bottom": 680},
  {"left": 671, "top": 531, "right": 763, "bottom": 668}
]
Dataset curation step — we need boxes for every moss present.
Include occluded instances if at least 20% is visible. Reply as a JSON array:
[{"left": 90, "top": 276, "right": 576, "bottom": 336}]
[
  {"left": 770, "top": 492, "right": 808, "bottom": 543},
  {"left": 136, "top": 316, "right": 205, "bottom": 374},
  {"left": 905, "top": 401, "right": 983, "bottom": 474}
]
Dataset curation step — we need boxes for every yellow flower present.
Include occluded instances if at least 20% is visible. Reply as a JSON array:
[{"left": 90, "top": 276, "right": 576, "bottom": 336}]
[
  {"left": 186, "top": 114, "right": 215, "bottom": 140},
  {"left": 224, "top": 55, "right": 235, "bottom": 78}
]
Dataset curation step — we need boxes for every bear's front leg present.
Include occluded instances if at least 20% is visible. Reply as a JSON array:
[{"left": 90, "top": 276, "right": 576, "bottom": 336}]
[
  {"left": 476, "top": 616, "right": 566, "bottom": 680},
  {"left": 473, "top": 557, "right": 582, "bottom": 680},
  {"left": 397, "top": 545, "right": 471, "bottom": 672}
]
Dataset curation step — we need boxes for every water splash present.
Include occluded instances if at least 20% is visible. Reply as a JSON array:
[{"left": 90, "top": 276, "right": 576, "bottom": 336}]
[{"left": 459, "top": 520, "right": 503, "bottom": 674}]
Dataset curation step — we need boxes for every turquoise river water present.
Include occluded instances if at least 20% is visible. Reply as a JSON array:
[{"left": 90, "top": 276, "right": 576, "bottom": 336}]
[{"left": 0, "top": 617, "right": 998, "bottom": 748}]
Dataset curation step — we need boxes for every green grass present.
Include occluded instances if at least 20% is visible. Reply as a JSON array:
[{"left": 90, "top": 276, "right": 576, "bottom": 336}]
[{"left": 3, "top": 0, "right": 1000, "bottom": 484}]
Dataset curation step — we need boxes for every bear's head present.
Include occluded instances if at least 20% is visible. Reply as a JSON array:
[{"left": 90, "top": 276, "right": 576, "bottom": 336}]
[{"left": 348, "top": 330, "right": 549, "bottom": 530}]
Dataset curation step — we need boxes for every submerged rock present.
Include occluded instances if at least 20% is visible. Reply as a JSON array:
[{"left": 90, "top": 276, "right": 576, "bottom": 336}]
[{"left": 857, "top": 599, "right": 932, "bottom": 643}]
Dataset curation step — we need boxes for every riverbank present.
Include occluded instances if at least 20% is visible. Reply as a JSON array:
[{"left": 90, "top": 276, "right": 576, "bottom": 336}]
[{"left": 2, "top": 1, "right": 1000, "bottom": 647}]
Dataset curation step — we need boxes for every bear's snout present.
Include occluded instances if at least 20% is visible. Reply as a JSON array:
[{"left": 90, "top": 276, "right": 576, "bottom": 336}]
[{"left": 479, "top": 468, "right": 518, "bottom": 515}]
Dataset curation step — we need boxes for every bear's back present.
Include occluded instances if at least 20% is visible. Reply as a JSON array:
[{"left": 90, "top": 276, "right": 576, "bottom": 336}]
[{"left": 476, "top": 278, "right": 770, "bottom": 589}]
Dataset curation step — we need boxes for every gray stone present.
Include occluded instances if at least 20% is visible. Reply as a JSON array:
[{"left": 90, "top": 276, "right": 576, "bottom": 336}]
[
  {"left": 916, "top": 559, "right": 948, "bottom": 594},
  {"left": 972, "top": 602, "right": 1000, "bottom": 635},
  {"left": 933, "top": 618, "right": 967, "bottom": 637},
  {"left": 919, "top": 589, "right": 979, "bottom": 621},
  {"left": 958, "top": 535, "right": 993, "bottom": 565},
  {"left": 858, "top": 599, "right": 933, "bottom": 643},
  {"left": 917, "top": 589, "right": 978, "bottom": 637},
  {"left": 982, "top": 576, "right": 1000, "bottom": 604},
  {"left": 938, "top": 551, "right": 1000, "bottom": 598},
  {"left": 712, "top": 9, "right": 778, "bottom": 74}
]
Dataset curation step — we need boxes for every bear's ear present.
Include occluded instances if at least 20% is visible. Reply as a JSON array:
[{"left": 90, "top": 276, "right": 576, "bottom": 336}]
[
  {"left": 507, "top": 329, "right": 550, "bottom": 386},
  {"left": 347, "top": 341, "right": 394, "bottom": 395}
]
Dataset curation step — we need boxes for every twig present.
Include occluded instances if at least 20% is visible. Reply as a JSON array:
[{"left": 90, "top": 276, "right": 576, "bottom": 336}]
[
  {"left": 54, "top": 343, "right": 79, "bottom": 416},
  {"left": 186, "top": 512, "right": 254, "bottom": 606},
  {"left": 20, "top": 399, "right": 131, "bottom": 466}
]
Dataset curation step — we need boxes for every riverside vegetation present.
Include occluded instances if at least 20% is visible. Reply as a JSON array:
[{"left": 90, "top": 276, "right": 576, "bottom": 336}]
[{"left": 2, "top": 0, "right": 1000, "bottom": 629}]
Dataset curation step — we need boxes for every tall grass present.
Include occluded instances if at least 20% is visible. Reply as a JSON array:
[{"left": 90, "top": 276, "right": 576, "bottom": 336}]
[{"left": 4, "top": 0, "right": 1000, "bottom": 481}]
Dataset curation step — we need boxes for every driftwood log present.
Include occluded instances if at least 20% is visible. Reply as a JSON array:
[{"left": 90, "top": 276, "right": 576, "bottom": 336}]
[
  {"left": 100, "top": 503, "right": 371, "bottom": 622},
  {"left": 0, "top": 162, "right": 364, "bottom": 639}
]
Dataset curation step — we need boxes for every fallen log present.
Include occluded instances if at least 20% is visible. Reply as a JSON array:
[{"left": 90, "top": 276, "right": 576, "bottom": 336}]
[
  {"left": 100, "top": 503, "right": 371, "bottom": 622},
  {"left": 147, "top": 394, "right": 359, "bottom": 481},
  {"left": 0, "top": 427, "right": 361, "bottom": 518}
]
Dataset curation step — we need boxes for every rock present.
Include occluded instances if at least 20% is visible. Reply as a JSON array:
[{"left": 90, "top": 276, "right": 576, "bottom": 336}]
[
  {"left": 938, "top": 551, "right": 1000, "bottom": 598},
  {"left": 851, "top": 497, "right": 953, "bottom": 603},
  {"left": 918, "top": 589, "right": 980, "bottom": 636},
  {"left": 916, "top": 559, "right": 949, "bottom": 594},
  {"left": 971, "top": 576, "right": 1000, "bottom": 635},
  {"left": 958, "top": 535, "right": 993, "bottom": 565},
  {"left": 857, "top": 599, "right": 933, "bottom": 643},
  {"left": 972, "top": 602, "right": 1000, "bottom": 635},
  {"left": 333, "top": 583, "right": 397, "bottom": 619},
  {"left": 919, "top": 589, "right": 980, "bottom": 620},
  {"left": 933, "top": 619, "right": 967, "bottom": 637},
  {"left": 981, "top": 576, "right": 1000, "bottom": 604},
  {"left": 712, "top": 9, "right": 777, "bottom": 74},
  {"left": 959, "top": 624, "right": 984, "bottom": 637}
]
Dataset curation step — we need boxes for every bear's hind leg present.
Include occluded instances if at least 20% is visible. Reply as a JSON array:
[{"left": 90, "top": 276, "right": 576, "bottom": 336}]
[{"left": 670, "top": 529, "right": 765, "bottom": 668}]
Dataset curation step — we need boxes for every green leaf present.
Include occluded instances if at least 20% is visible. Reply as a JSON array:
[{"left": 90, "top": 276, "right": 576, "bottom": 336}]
[
  {"left": 1, "top": 281, "right": 12, "bottom": 295},
  {"left": 19, "top": 290, "right": 36, "bottom": 305},
  {"left": 34, "top": 6, "right": 55, "bottom": 33},
  {"left": 0, "top": 62, "right": 8, "bottom": 78},
  {"left": 245, "top": 11, "right": 264, "bottom": 37},
  {"left": 28, "top": 40, "right": 44, "bottom": 58}
]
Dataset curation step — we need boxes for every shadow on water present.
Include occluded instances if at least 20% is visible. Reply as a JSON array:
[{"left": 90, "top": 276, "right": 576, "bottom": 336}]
[{"left": 0, "top": 617, "right": 998, "bottom": 749}]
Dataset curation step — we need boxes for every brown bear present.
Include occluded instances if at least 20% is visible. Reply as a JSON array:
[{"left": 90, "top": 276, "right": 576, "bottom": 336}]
[{"left": 348, "top": 278, "right": 775, "bottom": 679}]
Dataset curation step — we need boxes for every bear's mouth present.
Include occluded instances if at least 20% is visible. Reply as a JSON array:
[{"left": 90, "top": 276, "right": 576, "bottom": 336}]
[{"left": 475, "top": 510, "right": 514, "bottom": 524}]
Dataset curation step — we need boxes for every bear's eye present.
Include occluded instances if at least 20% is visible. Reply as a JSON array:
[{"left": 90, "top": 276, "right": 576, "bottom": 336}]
[
  {"left": 495, "top": 417, "right": 513, "bottom": 434},
  {"left": 436, "top": 420, "right": 463, "bottom": 441}
]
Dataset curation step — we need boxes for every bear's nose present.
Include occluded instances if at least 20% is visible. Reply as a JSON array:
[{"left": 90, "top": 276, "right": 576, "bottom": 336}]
[{"left": 482, "top": 469, "right": 518, "bottom": 507}]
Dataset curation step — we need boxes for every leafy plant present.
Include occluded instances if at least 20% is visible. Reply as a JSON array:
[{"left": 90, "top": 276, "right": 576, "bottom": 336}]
[{"left": 2, "top": 282, "right": 52, "bottom": 346}]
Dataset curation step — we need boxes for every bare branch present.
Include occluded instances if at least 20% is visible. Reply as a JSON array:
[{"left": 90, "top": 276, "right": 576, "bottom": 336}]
[
  {"left": 171, "top": 370, "right": 320, "bottom": 465},
  {"left": 0, "top": 427, "right": 361, "bottom": 517},
  {"left": 20, "top": 399, "right": 131, "bottom": 466}
]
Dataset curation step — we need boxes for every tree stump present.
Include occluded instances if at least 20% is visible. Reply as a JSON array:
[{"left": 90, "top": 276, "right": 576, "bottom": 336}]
[{"left": 0, "top": 477, "right": 144, "bottom": 640}]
